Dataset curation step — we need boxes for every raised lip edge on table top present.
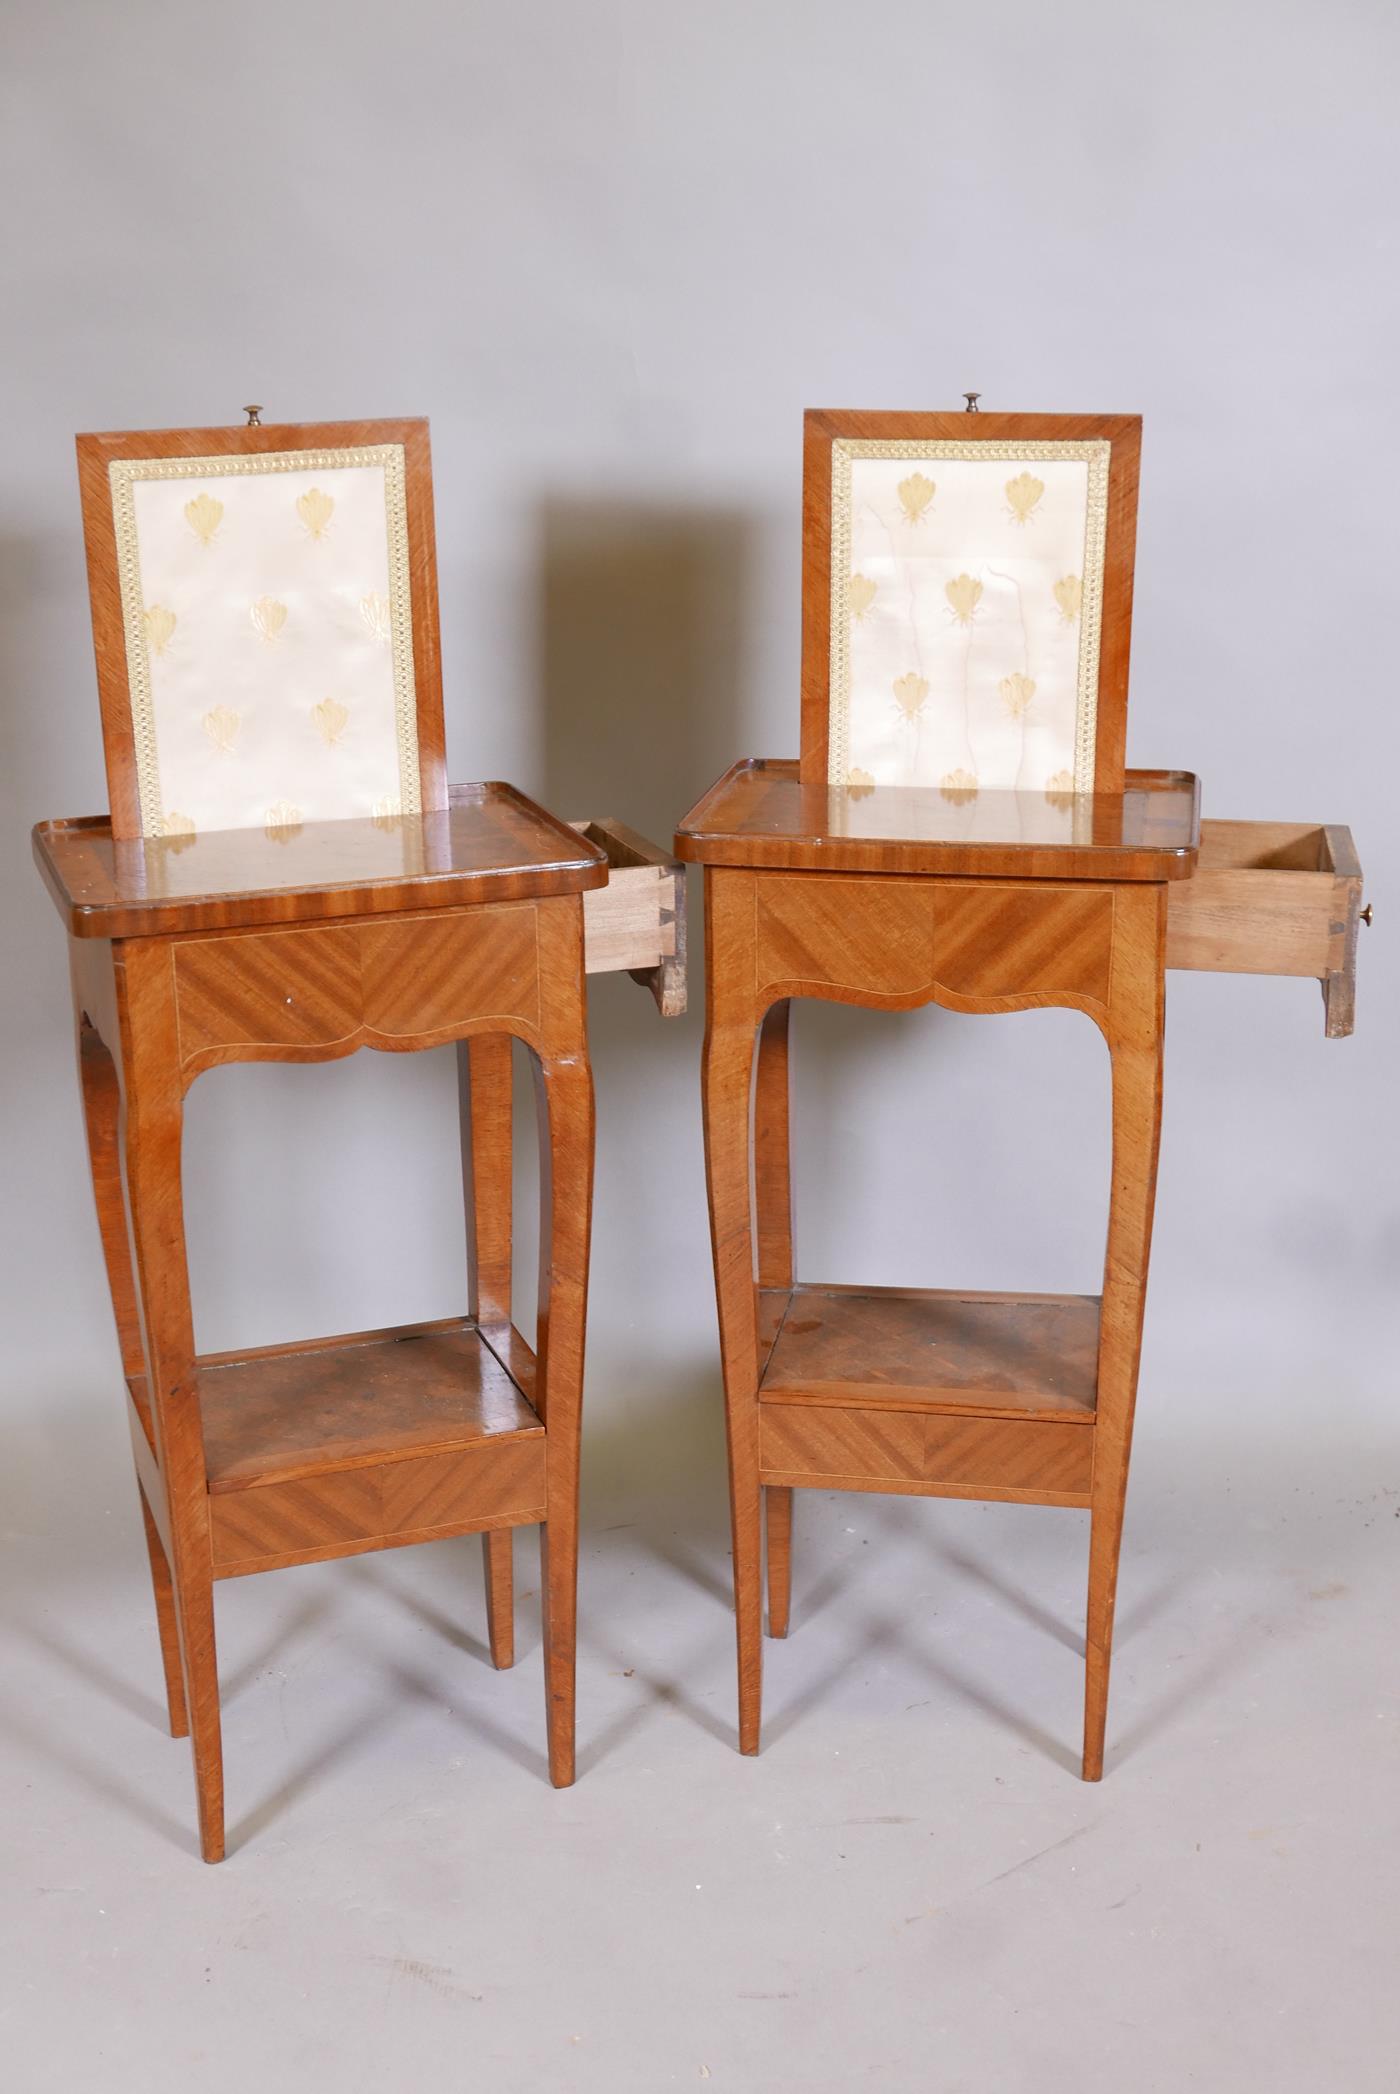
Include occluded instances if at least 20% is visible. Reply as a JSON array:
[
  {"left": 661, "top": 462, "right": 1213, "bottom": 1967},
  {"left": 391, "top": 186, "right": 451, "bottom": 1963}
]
[
  {"left": 674, "top": 758, "right": 1203, "bottom": 879},
  {"left": 33, "top": 781, "right": 612, "bottom": 937}
]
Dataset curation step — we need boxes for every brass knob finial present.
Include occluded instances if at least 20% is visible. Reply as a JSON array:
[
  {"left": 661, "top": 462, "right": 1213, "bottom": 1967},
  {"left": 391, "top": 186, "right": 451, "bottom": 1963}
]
[
  {"left": 1360, "top": 902, "right": 1373, "bottom": 927},
  {"left": 243, "top": 403, "right": 263, "bottom": 427},
  {"left": 963, "top": 391, "right": 981, "bottom": 413}
]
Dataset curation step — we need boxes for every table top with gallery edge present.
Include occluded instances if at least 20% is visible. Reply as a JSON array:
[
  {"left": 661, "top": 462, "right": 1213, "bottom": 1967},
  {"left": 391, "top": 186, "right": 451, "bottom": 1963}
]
[
  {"left": 34, "top": 782, "right": 610, "bottom": 939},
  {"left": 674, "top": 760, "right": 1202, "bottom": 883}
]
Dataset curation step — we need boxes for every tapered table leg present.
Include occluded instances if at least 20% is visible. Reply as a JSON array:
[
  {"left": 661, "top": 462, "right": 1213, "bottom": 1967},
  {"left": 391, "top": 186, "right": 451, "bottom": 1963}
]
[
  {"left": 754, "top": 998, "right": 796, "bottom": 1641},
  {"left": 531, "top": 905, "right": 595, "bottom": 1788},
  {"left": 1084, "top": 886, "right": 1166, "bottom": 1781},
  {"left": 116, "top": 941, "right": 225, "bottom": 1861},
  {"left": 700, "top": 871, "right": 767, "bottom": 1753},
  {"left": 462, "top": 1033, "right": 516, "bottom": 1663},
  {"left": 481, "top": 1530, "right": 515, "bottom": 1670},
  {"left": 73, "top": 980, "right": 190, "bottom": 1740}
]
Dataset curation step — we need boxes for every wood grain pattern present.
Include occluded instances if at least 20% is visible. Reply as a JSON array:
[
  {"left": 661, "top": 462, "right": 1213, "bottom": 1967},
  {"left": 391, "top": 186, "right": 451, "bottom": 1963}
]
[
  {"left": 677, "top": 760, "right": 1199, "bottom": 883},
  {"left": 765, "top": 1485, "right": 792, "bottom": 1640},
  {"left": 1166, "top": 817, "right": 1363, "bottom": 1036},
  {"left": 482, "top": 1529, "right": 515, "bottom": 1670},
  {"left": 758, "top": 1285, "right": 1099, "bottom": 1419},
  {"left": 572, "top": 817, "right": 688, "bottom": 1014},
  {"left": 192, "top": 1321, "right": 539, "bottom": 1490},
  {"left": 759, "top": 1405, "right": 1094, "bottom": 1502},
  {"left": 75, "top": 418, "right": 448, "bottom": 838},
  {"left": 34, "top": 782, "right": 608, "bottom": 940},
  {"left": 528, "top": 908, "right": 596, "bottom": 1788},
  {"left": 61, "top": 863, "right": 596, "bottom": 1856},
  {"left": 463, "top": 1032, "right": 516, "bottom": 1662},
  {"left": 172, "top": 901, "right": 542, "bottom": 1077},
  {"left": 754, "top": 874, "right": 1113, "bottom": 1012},
  {"left": 138, "top": 1481, "right": 189, "bottom": 1739},
  {"left": 697, "top": 855, "right": 1165, "bottom": 1770},
  {"left": 114, "top": 934, "right": 225, "bottom": 1859},
  {"left": 799, "top": 410, "right": 1142, "bottom": 792},
  {"left": 210, "top": 1439, "right": 548, "bottom": 1576}
]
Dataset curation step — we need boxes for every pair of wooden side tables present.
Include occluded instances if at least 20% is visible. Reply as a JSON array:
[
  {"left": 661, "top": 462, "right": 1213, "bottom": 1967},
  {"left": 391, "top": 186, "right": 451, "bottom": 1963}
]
[{"left": 36, "top": 410, "right": 1363, "bottom": 1859}]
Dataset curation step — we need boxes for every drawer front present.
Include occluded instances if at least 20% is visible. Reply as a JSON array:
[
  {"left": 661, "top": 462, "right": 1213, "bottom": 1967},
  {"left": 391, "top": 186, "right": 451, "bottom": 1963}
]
[
  {"left": 174, "top": 904, "right": 541, "bottom": 1071},
  {"left": 210, "top": 1436, "right": 547, "bottom": 1574},
  {"left": 760, "top": 1402, "right": 1093, "bottom": 1503},
  {"left": 756, "top": 876, "right": 933, "bottom": 996},
  {"left": 933, "top": 885, "right": 1112, "bottom": 1004},
  {"left": 754, "top": 874, "right": 1112, "bottom": 1008}
]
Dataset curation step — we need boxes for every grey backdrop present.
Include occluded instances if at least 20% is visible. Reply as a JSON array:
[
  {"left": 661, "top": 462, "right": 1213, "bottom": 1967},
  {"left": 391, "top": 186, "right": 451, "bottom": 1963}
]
[
  {"left": 1, "top": 3, "right": 1397, "bottom": 2081},
  {"left": 3, "top": 0, "right": 1393, "bottom": 1441}
]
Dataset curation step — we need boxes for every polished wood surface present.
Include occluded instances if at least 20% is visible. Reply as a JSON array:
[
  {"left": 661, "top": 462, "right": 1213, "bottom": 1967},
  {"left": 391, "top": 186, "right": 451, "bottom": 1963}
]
[
  {"left": 697, "top": 856, "right": 1165, "bottom": 1775},
  {"left": 76, "top": 418, "right": 448, "bottom": 837},
  {"left": 759, "top": 1285, "right": 1099, "bottom": 1419},
  {"left": 1166, "top": 817, "right": 1364, "bottom": 1037},
  {"left": 572, "top": 817, "right": 688, "bottom": 1017},
  {"left": 676, "top": 759, "right": 1200, "bottom": 882},
  {"left": 760, "top": 1407, "right": 1094, "bottom": 1504},
  {"left": 799, "top": 410, "right": 1142, "bottom": 791},
  {"left": 188, "top": 1318, "right": 541, "bottom": 1489},
  {"left": 65, "top": 861, "right": 596, "bottom": 1858},
  {"left": 35, "top": 782, "right": 608, "bottom": 938}
]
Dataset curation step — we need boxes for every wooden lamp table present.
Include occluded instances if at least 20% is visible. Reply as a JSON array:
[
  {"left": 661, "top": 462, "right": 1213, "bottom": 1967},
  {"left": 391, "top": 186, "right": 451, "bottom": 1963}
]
[
  {"left": 676, "top": 758, "right": 1362, "bottom": 1777},
  {"left": 35, "top": 782, "right": 683, "bottom": 1862}
]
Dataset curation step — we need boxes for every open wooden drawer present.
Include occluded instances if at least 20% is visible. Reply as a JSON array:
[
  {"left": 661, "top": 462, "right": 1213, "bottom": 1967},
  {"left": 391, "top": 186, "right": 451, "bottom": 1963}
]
[
  {"left": 1166, "top": 820, "right": 1365, "bottom": 1037},
  {"left": 573, "top": 817, "right": 687, "bottom": 1017}
]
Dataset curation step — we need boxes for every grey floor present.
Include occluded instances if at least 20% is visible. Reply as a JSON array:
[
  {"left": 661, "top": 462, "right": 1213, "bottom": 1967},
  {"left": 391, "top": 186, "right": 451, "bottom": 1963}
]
[{"left": 3, "top": 1347, "right": 1397, "bottom": 2093}]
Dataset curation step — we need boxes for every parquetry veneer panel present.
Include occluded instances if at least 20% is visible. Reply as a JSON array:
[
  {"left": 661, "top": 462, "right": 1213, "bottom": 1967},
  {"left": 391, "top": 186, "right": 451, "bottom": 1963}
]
[
  {"left": 759, "top": 1405, "right": 1094, "bottom": 1503},
  {"left": 174, "top": 903, "right": 544, "bottom": 1073},
  {"left": 933, "top": 885, "right": 1112, "bottom": 1005},
  {"left": 757, "top": 1285, "right": 1099, "bottom": 1419},
  {"left": 211, "top": 1440, "right": 548, "bottom": 1576}
]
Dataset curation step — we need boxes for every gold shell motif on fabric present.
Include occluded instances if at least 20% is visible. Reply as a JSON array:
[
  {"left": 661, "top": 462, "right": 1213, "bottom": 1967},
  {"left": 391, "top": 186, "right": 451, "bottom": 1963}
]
[
  {"left": 183, "top": 493, "right": 224, "bottom": 546},
  {"left": 846, "top": 768, "right": 875, "bottom": 797},
  {"left": 1053, "top": 574, "right": 1083, "bottom": 623},
  {"left": 250, "top": 596, "right": 288, "bottom": 642},
  {"left": 359, "top": 591, "right": 392, "bottom": 643},
  {"left": 944, "top": 574, "right": 983, "bottom": 625},
  {"left": 144, "top": 604, "right": 177, "bottom": 657},
  {"left": 202, "top": 705, "right": 240, "bottom": 754},
  {"left": 999, "top": 673, "right": 1036, "bottom": 717},
  {"left": 265, "top": 801, "right": 303, "bottom": 841},
  {"left": 1005, "top": 472, "right": 1045, "bottom": 523},
  {"left": 296, "top": 487, "right": 335, "bottom": 540},
  {"left": 161, "top": 811, "right": 197, "bottom": 849},
  {"left": 892, "top": 673, "right": 929, "bottom": 720},
  {"left": 896, "top": 472, "right": 936, "bottom": 524},
  {"left": 312, "top": 696, "right": 349, "bottom": 747},
  {"left": 939, "top": 769, "right": 978, "bottom": 803},
  {"left": 1045, "top": 769, "right": 1076, "bottom": 807},
  {"left": 849, "top": 574, "right": 878, "bottom": 619}
]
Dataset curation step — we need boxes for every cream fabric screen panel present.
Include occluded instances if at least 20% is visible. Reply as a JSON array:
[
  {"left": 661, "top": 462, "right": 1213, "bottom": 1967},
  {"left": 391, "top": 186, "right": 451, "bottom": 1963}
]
[
  {"left": 111, "top": 447, "right": 422, "bottom": 837},
  {"left": 829, "top": 439, "right": 1110, "bottom": 793}
]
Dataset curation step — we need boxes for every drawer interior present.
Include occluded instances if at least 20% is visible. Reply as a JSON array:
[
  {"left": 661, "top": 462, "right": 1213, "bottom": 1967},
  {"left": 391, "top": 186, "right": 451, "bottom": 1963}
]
[{"left": 1167, "top": 819, "right": 1363, "bottom": 1037}]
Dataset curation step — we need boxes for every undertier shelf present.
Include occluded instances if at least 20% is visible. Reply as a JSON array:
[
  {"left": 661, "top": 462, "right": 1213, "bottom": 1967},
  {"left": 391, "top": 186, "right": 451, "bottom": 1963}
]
[
  {"left": 758, "top": 1284, "right": 1099, "bottom": 1420},
  {"left": 129, "top": 1316, "right": 547, "bottom": 1576},
  {"left": 756, "top": 1286, "right": 1099, "bottom": 1505}
]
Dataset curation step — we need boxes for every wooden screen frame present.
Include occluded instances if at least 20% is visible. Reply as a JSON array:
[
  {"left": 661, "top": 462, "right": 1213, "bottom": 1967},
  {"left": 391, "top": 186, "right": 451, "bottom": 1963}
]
[
  {"left": 75, "top": 417, "right": 448, "bottom": 838},
  {"left": 800, "top": 410, "right": 1142, "bottom": 795}
]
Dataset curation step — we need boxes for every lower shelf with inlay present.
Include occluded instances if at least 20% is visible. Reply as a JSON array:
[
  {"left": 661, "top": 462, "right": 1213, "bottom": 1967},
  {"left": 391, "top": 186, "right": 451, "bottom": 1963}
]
[
  {"left": 127, "top": 1316, "right": 547, "bottom": 1579},
  {"left": 756, "top": 1285, "right": 1098, "bottom": 1506}
]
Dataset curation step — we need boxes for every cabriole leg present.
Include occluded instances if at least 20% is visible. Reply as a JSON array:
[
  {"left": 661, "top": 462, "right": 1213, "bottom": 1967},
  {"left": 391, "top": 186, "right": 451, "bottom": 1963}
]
[{"left": 1084, "top": 887, "right": 1166, "bottom": 1781}]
